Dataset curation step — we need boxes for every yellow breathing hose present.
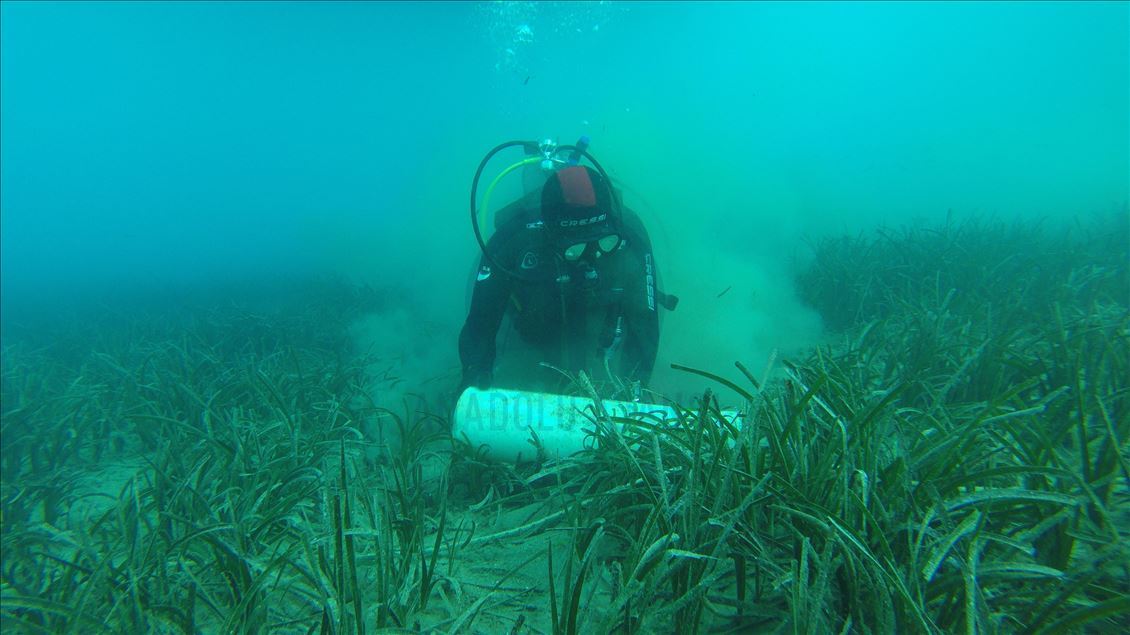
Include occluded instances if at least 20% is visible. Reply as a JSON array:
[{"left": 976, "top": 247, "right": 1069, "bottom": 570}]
[{"left": 480, "top": 156, "right": 545, "bottom": 234}]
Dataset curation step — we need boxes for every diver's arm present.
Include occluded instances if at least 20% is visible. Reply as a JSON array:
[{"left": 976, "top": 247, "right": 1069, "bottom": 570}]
[
  {"left": 621, "top": 246, "right": 660, "bottom": 386},
  {"left": 458, "top": 257, "right": 510, "bottom": 390}
]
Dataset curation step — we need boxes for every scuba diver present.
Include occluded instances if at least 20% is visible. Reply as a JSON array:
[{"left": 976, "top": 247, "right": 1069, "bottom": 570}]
[{"left": 459, "top": 137, "right": 676, "bottom": 398}]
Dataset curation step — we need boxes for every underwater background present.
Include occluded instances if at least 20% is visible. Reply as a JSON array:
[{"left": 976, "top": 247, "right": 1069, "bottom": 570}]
[
  {"left": 1, "top": 2, "right": 1128, "bottom": 633},
  {"left": 3, "top": 1, "right": 1126, "bottom": 397}
]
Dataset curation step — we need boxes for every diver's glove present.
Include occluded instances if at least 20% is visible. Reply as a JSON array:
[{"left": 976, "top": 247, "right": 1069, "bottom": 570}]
[{"left": 459, "top": 366, "right": 493, "bottom": 392}]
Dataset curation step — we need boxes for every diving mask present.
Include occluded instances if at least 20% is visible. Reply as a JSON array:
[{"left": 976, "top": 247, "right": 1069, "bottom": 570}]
[{"left": 562, "top": 233, "right": 622, "bottom": 261}]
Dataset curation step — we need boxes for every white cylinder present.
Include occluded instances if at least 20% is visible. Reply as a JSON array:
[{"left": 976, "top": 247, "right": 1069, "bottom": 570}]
[{"left": 452, "top": 387, "right": 743, "bottom": 462}]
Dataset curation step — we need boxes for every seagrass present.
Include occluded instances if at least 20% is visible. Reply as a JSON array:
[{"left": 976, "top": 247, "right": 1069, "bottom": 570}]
[{"left": 2, "top": 214, "right": 1127, "bottom": 633}]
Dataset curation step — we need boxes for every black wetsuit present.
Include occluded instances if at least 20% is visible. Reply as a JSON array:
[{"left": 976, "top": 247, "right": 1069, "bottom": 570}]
[{"left": 459, "top": 208, "right": 660, "bottom": 393}]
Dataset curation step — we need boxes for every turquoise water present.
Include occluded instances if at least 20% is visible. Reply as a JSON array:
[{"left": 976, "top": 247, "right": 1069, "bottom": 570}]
[
  {"left": 1, "top": 4, "right": 1128, "bottom": 631},
  {"left": 1, "top": 1, "right": 1127, "bottom": 388}
]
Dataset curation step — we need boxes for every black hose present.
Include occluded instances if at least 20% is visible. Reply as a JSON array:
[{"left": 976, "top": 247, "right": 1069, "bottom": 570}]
[{"left": 469, "top": 140, "right": 529, "bottom": 280}]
